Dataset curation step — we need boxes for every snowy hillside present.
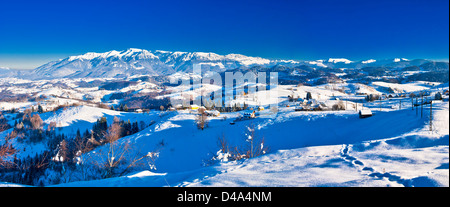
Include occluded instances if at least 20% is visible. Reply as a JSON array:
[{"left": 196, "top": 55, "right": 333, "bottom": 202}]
[
  {"left": 54, "top": 99, "right": 449, "bottom": 187},
  {"left": 0, "top": 57, "right": 448, "bottom": 187},
  {"left": 41, "top": 105, "right": 155, "bottom": 134}
]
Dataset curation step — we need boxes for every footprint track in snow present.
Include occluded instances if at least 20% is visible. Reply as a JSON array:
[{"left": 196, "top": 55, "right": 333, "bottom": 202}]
[{"left": 339, "top": 144, "right": 412, "bottom": 187}]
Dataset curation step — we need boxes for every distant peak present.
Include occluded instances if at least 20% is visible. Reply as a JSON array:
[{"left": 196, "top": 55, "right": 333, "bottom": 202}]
[
  {"left": 328, "top": 58, "right": 353, "bottom": 64},
  {"left": 68, "top": 52, "right": 102, "bottom": 61},
  {"left": 362, "top": 59, "right": 376, "bottom": 64},
  {"left": 394, "top": 58, "right": 409, "bottom": 62}
]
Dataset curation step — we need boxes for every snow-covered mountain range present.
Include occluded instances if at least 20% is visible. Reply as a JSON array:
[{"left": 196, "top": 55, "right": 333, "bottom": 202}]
[
  {"left": 33, "top": 48, "right": 281, "bottom": 78},
  {"left": 1, "top": 48, "right": 445, "bottom": 79}
]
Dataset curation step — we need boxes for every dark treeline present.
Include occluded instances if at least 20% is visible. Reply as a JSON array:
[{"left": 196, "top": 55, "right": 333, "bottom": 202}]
[{"left": 0, "top": 113, "right": 149, "bottom": 186}]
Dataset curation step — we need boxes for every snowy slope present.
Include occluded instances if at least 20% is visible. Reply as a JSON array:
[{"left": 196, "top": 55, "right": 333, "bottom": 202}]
[
  {"left": 371, "top": 81, "right": 431, "bottom": 93},
  {"left": 1, "top": 78, "right": 447, "bottom": 187},
  {"left": 0, "top": 106, "right": 159, "bottom": 160},
  {"left": 53, "top": 96, "right": 448, "bottom": 187},
  {"left": 40, "top": 105, "right": 157, "bottom": 136}
]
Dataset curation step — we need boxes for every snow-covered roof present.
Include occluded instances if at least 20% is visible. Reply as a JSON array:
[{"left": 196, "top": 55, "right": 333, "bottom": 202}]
[{"left": 359, "top": 109, "right": 372, "bottom": 116}]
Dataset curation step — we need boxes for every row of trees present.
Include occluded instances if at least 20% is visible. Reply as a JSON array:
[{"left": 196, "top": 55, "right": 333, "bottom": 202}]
[
  {"left": 288, "top": 92, "right": 312, "bottom": 102},
  {"left": 6, "top": 111, "right": 45, "bottom": 144},
  {"left": 110, "top": 104, "right": 129, "bottom": 112}
]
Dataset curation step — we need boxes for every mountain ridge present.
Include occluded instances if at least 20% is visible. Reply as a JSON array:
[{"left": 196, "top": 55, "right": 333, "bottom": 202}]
[{"left": 2, "top": 48, "right": 447, "bottom": 79}]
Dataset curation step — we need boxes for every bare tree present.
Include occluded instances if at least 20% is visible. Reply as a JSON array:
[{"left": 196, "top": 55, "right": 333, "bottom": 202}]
[
  {"left": 23, "top": 108, "right": 32, "bottom": 120},
  {"left": 57, "top": 139, "right": 69, "bottom": 162},
  {"left": 47, "top": 121, "right": 57, "bottom": 132},
  {"left": 113, "top": 116, "right": 121, "bottom": 124},
  {"left": 30, "top": 114, "right": 43, "bottom": 130},
  {"left": 0, "top": 113, "right": 10, "bottom": 132},
  {"left": 72, "top": 136, "right": 93, "bottom": 181},
  {"left": 0, "top": 122, "right": 9, "bottom": 132},
  {"left": 0, "top": 144, "right": 16, "bottom": 169},
  {"left": 332, "top": 100, "right": 346, "bottom": 111},
  {"left": 90, "top": 123, "right": 153, "bottom": 178},
  {"left": 98, "top": 103, "right": 110, "bottom": 109},
  {"left": 196, "top": 107, "right": 209, "bottom": 130}
]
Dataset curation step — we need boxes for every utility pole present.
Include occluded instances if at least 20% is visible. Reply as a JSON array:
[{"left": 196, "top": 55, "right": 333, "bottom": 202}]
[
  {"left": 399, "top": 99, "right": 402, "bottom": 110},
  {"left": 416, "top": 97, "right": 418, "bottom": 116},
  {"left": 429, "top": 100, "right": 433, "bottom": 131},
  {"left": 421, "top": 94, "right": 423, "bottom": 118},
  {"left": 379, "top": 95, "right": 382, "bottom": 111}
]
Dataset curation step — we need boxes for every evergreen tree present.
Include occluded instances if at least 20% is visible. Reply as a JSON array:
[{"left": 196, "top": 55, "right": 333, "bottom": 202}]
[
  {"left": 83, "top": 129, "right": 90, "bottom": 139},
  {"left": 306, "top": 92, "right": 312, "bottom": 100},
  {"left": 435, "top": 92, "right": 442, "bottom": 100},
  {"left": 93, "top": 117, "right": 108, "bottom": 139},
  {"left": 76, "top": 129, "right": 81, "bottom": 139},
  {"left": 37, "top": 104, "right": 44, "bottom": 113},
  {"left": 132, "top": 121, "right": 139, "bottom": 134},
  {"left": 124, "top": 120, "right": 131, "bottom": 135}
]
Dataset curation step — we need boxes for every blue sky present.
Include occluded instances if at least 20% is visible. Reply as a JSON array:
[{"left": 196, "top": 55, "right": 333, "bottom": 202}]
[{"left": 0, "top": 0, "right": 448, "bottom": 69}]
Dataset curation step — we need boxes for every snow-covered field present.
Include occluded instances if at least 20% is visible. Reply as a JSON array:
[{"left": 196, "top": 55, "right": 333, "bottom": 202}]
[
  {"left": 54, "top": 97, "right": 448, "bottom": 187},
  {"left": 0, "top": 77, "right": 448, "bottom": 187}
]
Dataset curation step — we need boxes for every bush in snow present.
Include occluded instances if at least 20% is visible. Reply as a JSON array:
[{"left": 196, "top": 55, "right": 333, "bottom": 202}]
[
  {"left": 332, "top": 101, "right": 346, "bottom": 111},
  {"left": 205, "top": 123, "right": 269, "bottom": 166},
  {"left": 242, "top": 123, "right": 269, "bottom": 159},
  {"left": 365, "top": 94, "right": 380, "bottom": 102}
]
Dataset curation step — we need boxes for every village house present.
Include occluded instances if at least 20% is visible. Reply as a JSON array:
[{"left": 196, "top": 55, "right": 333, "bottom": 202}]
[{"left": 359, "top": 109, "right": 373, "bottom": 118}]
